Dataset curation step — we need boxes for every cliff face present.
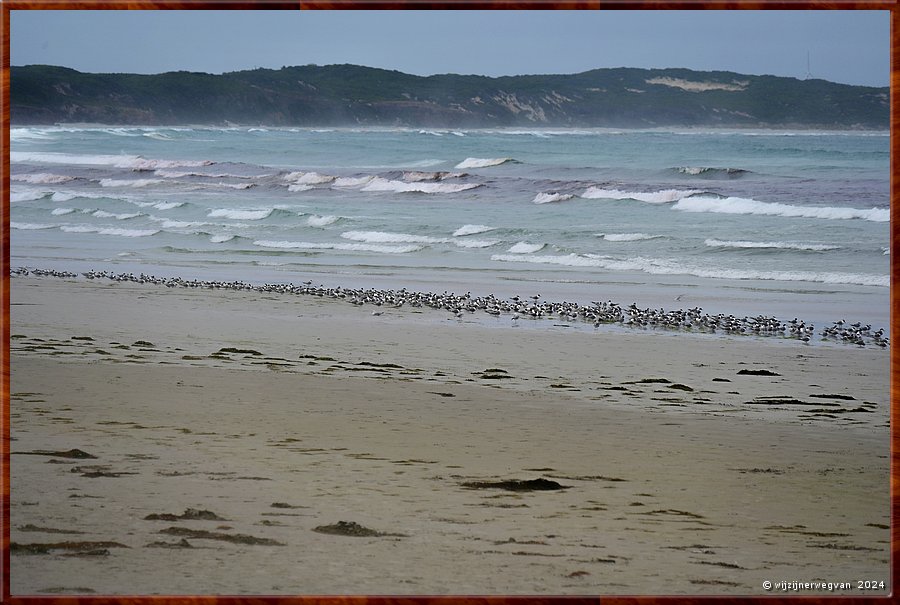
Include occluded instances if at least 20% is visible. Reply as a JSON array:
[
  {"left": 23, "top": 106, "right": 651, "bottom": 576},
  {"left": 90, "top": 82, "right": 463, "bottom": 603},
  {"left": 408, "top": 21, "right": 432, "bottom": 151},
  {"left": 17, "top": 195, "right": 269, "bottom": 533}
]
[{"left": 10, "top": 64, "right": 889, "bottom": 129}]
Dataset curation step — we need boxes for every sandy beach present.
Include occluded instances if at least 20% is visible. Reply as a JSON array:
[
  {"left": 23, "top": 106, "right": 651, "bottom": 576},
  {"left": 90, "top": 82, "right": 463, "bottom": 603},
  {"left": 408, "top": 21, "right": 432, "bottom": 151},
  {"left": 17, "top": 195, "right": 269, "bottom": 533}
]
[{"left": 8, "top": 275, "right": 891, "bottom": 595}]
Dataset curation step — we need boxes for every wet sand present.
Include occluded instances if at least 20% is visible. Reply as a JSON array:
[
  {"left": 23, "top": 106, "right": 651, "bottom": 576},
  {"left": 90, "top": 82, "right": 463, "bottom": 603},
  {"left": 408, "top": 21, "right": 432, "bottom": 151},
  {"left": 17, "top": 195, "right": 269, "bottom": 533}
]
[{"left": 8, "top": 276, "right": 891, "bottom": 595}]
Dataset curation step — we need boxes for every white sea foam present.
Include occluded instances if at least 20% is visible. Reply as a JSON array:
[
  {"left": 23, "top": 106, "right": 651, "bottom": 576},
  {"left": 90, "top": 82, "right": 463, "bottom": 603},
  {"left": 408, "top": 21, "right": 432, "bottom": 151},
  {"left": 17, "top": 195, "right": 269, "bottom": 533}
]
[
  {"left": 491, "top": 253, "right": 888, "bottom": 286},
  {"left": 288, "top": 184, "right": 315, "bottom": 192},
  {"left": 600, "top": 233, "right": 663, "bottom": 242},
  {"left": 50, "top": 193, "right": 77, "bottom": 203},
  {"left": 92, "top": 210, "right": 142, "bottom": 220},
  {"left": 11, "top": 190, "right": 50, "bottom": 203},
  {"left": 533, "top": 192, "right": 575, "bottom": 204},
  {"left": 491, "top": 253, "right": 600, "bottom": 268},
  {"left": 455, "top": 157, "right": 516, "bottom": 169},
  {"left": 131, "top": 201, "right": 185, "bottom": 211},
  {"left": 11, "top": 173, "right": 76, "bottom": 184},
  {"left": 340, "top": 230, "right": 449, "bottom": 244},
  {"left": 704, "top": 239, "right": 840, "bottom": 251},
  {"left": 403, "top": 171, "right": 439, "bottom": 182},
  {"left": 453, "top": 224, "right": 495, "bottom": 237},
  {"left": 675, "top": 166, "right": 748, "bottom": 176},
  {"left": 214, "top": 182, "right": 255, "bottom": 190},
  {"left": 253, "top": 240, "right": 422, "bottom": 254},
  {"left": 581, "top": 187, "right": 702, "bottom": 203},
  {"left": 60, "top": 226, "right": 160, "bottom": 237},
  {"left": 673, "top": 196, "right": 890, "bottom": 222},
  {"left": 453, "top": 238, "right": 500, "bottom": 249},
  {"left": 11, "top": 128, "right": 55, "bottom": 141},
  {"left": 12, "top": 151, "right": 212, "bottom": 170},
  {"left": 99, "top": 178, "right": 164, "bottom": 188},
  {"left": 284, "top": 171, "right": 335, "bottom": 185},
  {"left": 150, "top": 217, "right": 209, "bottom": 229},
  {"left": 307, "top": 215, "right": 340, "bottom": 227},
  {"left": 51, "top": 208, "right": 76, "bottom": 216},
  {"left": 507, "top": 242, "right": 545, "bottom": 254},
  {"left": 332, "top": 176, "right": 374, "bottom": 188},
  {"left": 155, "top": 169, "right": 256, "bottom": 179},
  {"left": 210, "top": 234, "right": 237, "bottom": 243},
  {"left": 208, "top": 208, "right": 273, "bottom": 220},
  {"left": 11, "top": 222, "right": 56, "bottom": 230},
  {"left": 360, "top": 177, "right": 480, "bottom": 194},
  {"left": 51, "top": 191, "right": 127, "bottom": 203}
]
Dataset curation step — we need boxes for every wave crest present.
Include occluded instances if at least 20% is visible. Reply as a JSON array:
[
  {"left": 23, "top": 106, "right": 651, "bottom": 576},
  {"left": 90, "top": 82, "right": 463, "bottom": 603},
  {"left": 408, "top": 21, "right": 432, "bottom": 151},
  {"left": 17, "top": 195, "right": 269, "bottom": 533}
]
[
  {"left": 674, "top": 196, "right": 890, "bottom": 222},
  {"left": 581, "top": 187, "right": 702, "bottom": 203},
  {"left": 454, "top": 157, "right": 517, "bottom": 169}
]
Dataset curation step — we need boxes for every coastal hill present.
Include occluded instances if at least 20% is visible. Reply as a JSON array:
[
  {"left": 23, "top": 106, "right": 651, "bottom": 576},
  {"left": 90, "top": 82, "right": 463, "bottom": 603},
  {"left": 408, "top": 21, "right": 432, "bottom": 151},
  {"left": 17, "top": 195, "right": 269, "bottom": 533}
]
[{"left": 10, "top": 64, "right": 889, "bottom": 129}]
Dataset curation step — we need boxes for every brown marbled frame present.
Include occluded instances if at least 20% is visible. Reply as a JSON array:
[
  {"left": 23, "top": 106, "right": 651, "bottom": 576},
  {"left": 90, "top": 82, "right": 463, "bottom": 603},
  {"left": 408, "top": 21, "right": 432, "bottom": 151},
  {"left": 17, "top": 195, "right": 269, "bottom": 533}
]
[{"left": 0, "top": 2, "right": 895, "bottom": 603}]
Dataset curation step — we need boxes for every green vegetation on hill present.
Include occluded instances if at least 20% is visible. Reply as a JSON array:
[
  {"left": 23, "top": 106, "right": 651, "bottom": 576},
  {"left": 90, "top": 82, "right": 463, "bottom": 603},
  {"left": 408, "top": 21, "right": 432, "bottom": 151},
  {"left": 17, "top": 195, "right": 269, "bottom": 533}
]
[{"left": 10, "top": 64, "right": 888, "bottom": 129}]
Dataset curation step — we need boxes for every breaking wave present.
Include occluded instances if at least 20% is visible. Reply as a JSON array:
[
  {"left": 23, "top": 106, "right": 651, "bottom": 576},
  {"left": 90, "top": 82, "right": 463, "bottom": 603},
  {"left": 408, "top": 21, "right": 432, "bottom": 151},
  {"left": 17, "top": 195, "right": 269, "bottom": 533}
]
[
  {"left": 533, "top": 192, "right": 576, "bottom": 204},
  {"left": 453, "top": 224, "right": 495, "bottom": 237},
  {"left": 599, "top": 233, "right": 663, "bottom": 242},
  {"left": 454, "top": 157, "right": 518, "bottom": 169},
  {"left": 490, "top": 253, "right": 888, "bottom": 287},
  {"left": 581, "top": 187, "right": 703, "bottom": 203},
  {"left": 673, "top": 196, "right": 890, "bottom": 222},
  {"left": 341, "top": 230, "right": 449, "bottom": 244},
  {"left": 60, "top": 226, "right": 160, "bottom": 237},
  {"left": 704, "top": 239, "right": 840, "bottom": 251},
  {"left": 253, "top": 240, "right": 422, "bottom": 254},
  {"left": 208, "top": 208, "right": 274, "bottom": 220},
  {"left": 507, "top": 242, "right": 546, "bottom": 254},
  {"left": 361, "top": 177, "right": 480, "bottom": 194}
]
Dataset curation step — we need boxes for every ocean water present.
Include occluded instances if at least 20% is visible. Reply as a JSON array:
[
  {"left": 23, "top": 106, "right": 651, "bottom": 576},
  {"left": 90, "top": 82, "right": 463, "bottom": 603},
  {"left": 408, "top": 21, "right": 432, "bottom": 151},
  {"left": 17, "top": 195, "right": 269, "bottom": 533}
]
[{"left": 9, "top": 125, "right": 891, "bottom": 337}]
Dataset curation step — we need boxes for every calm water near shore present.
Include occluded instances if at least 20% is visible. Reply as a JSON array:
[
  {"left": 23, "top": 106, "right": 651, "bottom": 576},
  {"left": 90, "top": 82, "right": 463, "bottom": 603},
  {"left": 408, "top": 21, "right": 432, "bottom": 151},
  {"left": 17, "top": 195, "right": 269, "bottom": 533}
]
[{"left": 10, "top": 125, "right": 890, "bottom": 335}]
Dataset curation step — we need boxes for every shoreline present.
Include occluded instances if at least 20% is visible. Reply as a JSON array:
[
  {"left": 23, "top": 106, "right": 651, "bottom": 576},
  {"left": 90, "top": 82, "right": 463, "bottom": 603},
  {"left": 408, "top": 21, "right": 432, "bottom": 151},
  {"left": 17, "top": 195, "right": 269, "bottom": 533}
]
[
  {"left": 10, "top": 267, "right": 891, "bottom": 349},
  {"left": 9, "top": 276, "right": 891, "bottom": 594}
]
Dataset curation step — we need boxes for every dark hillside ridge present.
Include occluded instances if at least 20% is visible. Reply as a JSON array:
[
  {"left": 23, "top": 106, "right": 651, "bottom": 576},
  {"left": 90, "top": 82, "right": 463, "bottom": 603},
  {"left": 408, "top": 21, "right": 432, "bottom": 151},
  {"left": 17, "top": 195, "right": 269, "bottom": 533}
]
[{"left": 10, "top": 64, "right": 889, "bottom": 129}]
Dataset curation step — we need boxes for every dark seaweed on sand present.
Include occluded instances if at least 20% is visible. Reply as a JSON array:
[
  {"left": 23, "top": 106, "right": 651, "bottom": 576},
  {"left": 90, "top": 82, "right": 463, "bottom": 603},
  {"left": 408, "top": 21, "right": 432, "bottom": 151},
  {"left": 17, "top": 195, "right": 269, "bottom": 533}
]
[
  {"left": 313, "top": 521, "right": 406, "bottom": 538},
  {"left": 461, "top": 478, "right": 569, "bottom": 492}
]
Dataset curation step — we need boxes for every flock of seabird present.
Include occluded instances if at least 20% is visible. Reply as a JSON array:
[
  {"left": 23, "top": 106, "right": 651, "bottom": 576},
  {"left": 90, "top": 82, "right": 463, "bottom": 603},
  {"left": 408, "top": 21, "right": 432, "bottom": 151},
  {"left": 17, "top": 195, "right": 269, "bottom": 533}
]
[{"left": 11, "top": 266, "right": 890, "bottom": 348}]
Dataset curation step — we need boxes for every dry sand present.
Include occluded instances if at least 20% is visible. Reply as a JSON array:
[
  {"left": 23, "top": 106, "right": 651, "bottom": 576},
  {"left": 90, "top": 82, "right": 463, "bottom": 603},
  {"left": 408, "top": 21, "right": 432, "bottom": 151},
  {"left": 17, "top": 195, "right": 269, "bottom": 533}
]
[{"left": 8, "top": 276, "right": 891, "bottom": 595}]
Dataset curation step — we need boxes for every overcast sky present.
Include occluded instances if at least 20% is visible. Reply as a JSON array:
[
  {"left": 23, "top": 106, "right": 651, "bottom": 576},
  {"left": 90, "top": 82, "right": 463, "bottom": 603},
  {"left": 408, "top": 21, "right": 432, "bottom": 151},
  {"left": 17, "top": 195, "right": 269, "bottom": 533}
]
[{"left": 10, "top": 10, "right": 890, "bottom": 87}]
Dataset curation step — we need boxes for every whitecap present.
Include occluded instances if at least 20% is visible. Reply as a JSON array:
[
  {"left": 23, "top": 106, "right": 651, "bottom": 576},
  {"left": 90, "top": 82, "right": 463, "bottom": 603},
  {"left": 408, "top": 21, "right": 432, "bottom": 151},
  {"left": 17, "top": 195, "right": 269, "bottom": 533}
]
[
  {"left": 253, "top": 240, "right": 421, "bottom": 254},
  {"left": 361, "top": 177, "right": 480, "bottom": 194},
  {"left": 51, "top": 208, "right": 76, "bottom": 216},
  {"left": 11, "top": 222, "right": 55, "bottom": 230},
  {"left": 454, "top": 157, "right": 516, "bottom": 169},
  {"left": 340, "top": 230, "right": 449, "bottom": 244},
  {"left": 491, "top": 253, "right": 888, "bottom": 287},
  {"left": 92, "top": 210, "right": 142, "bottom": 220},
  {"left": 454, "top": 239, "right": 500, "bottom": 248},
  {"left": 673, "top": 196, "right": 890, "bottom": 222},
  {"left": 599, "top": 233, "right": 663, "bottom": 242},
  {"left": 208, "top": 208, "right": 273, "bottom": 220},
  {"left": 453, "top": 224, "right": 495, "bottom": 237},
  {"left": 533, "top": 192, "right": 575, "bottom": 204},
  {"left": 11, "top": 190, "right": 50, "bottom": 203},
  {"left": 332, "top": 176, "right": 374, "bottom": 188},
  {"left": 284, "top": 171, "right": 335, "bottom": 185},
  {"left": 507, "top": 242, "right": 545, "bottom": 254},
  {"left": 704, "top": 239, "right": 840, "bottom": 251},
  {"left": 99, "top": 178, "right": 164, "bottom": 188},
  {"left": 581, "top": 187, "right": 702, "bottom": 203},
  {"left": 307, "top": 215, "right": 340, "bottom": 227},
  {"left": 11, "top": 173, "right": 76, "bottom": 184},
  {"left": 61, "top": 226, "right": 160, "bottom": 237}
]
